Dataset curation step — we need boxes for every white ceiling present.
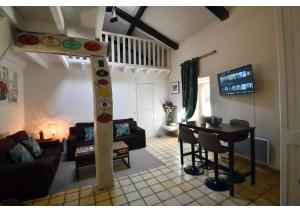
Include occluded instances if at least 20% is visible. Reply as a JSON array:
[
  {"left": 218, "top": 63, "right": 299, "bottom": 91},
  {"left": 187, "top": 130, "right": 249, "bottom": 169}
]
[{"left": 2, "top": 6, "right": 226, "bottom": 67}]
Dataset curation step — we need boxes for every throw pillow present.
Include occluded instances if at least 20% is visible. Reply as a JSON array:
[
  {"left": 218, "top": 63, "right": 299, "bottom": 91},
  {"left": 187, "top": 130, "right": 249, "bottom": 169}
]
[
  {"left": 22, "top": 137, "right": 43, "bottom": 158},
  {"left": 9, "top": 143, "right": 34, "bottom": 163},
  {"left": 115, "top": 123, "right": 131, "bottom": 137},
  {"left": 85, "top": 127, "right": 94, "bottom": 141}
]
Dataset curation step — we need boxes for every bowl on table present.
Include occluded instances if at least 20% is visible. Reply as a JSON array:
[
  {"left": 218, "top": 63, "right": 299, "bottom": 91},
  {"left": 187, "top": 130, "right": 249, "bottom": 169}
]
[{"left": 206, "top": 116, "right": 223, "bottom": 127}]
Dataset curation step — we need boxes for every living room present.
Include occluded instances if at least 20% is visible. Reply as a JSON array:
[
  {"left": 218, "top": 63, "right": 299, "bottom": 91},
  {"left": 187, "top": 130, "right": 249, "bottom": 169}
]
[{"left": 0, "top": 3, "right": 299, "bottom": 207}]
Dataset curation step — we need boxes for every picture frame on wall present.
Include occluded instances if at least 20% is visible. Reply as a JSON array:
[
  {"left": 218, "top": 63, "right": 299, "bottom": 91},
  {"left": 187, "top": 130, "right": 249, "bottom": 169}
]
[{"left": 171, "top": 81, "right": 179, "bottom": 94}]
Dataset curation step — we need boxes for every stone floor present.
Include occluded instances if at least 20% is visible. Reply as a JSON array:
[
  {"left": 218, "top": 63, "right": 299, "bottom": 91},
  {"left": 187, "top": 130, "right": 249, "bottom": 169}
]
[{"left": 22, "top": 136, "right": 280, "bottom": 206}]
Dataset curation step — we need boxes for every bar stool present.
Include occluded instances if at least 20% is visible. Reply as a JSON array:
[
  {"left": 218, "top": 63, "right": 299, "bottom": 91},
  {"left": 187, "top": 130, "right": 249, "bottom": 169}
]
[
  {"left": 179, "top": 127, "right": 204, "bottom": 176},
  {"left": 198, "top": 131, "right": 229, "bottom": 191}
]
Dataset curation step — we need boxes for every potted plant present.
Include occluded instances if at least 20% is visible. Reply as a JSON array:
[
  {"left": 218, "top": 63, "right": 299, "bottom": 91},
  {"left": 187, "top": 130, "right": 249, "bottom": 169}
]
[{"left": 162, "top": 101, "right": 176, "bottom": 126}]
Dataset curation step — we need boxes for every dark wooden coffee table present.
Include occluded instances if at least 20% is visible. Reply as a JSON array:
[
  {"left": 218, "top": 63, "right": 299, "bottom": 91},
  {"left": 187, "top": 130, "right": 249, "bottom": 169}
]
[{"left": 75, "top": 141, "right": 130, "bottom": 180}]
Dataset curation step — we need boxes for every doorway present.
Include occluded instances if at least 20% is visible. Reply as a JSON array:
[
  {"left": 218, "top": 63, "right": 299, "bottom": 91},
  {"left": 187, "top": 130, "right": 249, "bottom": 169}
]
[{"left": 136, "top": 83, "right": 154, "bottom": 137}]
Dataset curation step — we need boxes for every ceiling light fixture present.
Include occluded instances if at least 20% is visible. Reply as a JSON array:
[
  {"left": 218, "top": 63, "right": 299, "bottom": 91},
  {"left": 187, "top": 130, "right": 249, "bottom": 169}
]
[{"left": 110, "top": 6, "right": 118, "bottom": 23}]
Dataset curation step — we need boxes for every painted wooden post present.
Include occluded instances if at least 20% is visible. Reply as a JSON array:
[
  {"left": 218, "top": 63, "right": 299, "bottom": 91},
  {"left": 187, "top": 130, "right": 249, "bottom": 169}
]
[
  {"left": 13, "top": 31, "right": 114, "bottom": 189},
  {"left": 91, "top": 56, "right": 114, "bottom": 189}
]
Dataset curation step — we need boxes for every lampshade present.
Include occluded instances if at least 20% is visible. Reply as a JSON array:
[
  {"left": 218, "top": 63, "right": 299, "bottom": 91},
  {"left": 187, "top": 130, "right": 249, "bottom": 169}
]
[{"left": 47, "top": 124, "right": 57, "bottom": 137}]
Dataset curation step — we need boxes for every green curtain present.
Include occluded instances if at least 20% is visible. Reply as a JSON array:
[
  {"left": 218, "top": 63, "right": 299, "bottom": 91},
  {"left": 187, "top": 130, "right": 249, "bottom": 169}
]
[{"left": 181, "top": 58, "right": 198, "bottom": 121}]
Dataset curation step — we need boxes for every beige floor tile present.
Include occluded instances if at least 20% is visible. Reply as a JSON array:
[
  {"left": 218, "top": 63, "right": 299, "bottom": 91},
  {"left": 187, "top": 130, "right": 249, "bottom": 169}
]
[
  {"left": 150, "top": 183, "right": 165, "bottom": 193},
  {"left": 198, "top": 185, "right": 214, "bottom": 194},
  {"left": 80, "top": 189, "right": 94, "bottom": 198},
  {"left": 81, "top": 185, "right": 93, "bottom": 191},
  {"left": 219, "top": 199, "right": 238, "bottom": 206},
  {"left": 119, "top": 179, "right": 132, "bottom": 186},
  {"left": 208, "top": 192, "right": 227, "bottom": 203},
  {"left": 175, "top": 193, "right": 194, "bottom": 205},
  {"left": 255, "top": 197, "right": 276, "bottom": 206},
  {"left": 229, "top": 196, "right": 251, "bottom": 206},
  {"left": 109, "top": 188, "right": 124, "bottom": 198},
  {"left": 111, "top": 195, "right": 127, "bottom": 206},
  {"left": 95, "top": 191, "right": 110, "bottom": 202},
  {"left": 187, "top": 201, "right": 201, "bottom": 206},
  {"left": 139, "top": 187, "right": 154, "bottom": 197},
  {"left": 156, "top": 190, "right": 173, "bottom": 201},
  {"left": 131, "top": 175, "right": 143, "bottom": 183},
  {"left": 168, "top": 186, "right": 184, "bottom": 196},
  {"left": 144, "top": 194, "right": 161, "bottom": 206},
  {"left": 197, "top": 196, "right": 217, "bottom": 206},
  {"left": 49, "top": 195, "right": 65, "bottom": 206},
  {"left": 66, "top": 187, "right": 80, "bottom": 194},
  {"left": 179, "top": 182, "right": 194, "bottom": 192},
  {"left": 162, "top": 180, "right": 176, "bottom": 189},
  {"left": 51, "top": 191, "right": 65, "bottom": 198},
  {"left": 80, "top": 195, "right": 95, "bottom": 205},
  {"left": 122, "top": 184, "right": 136, "bottom": 193},
  {"left": 156, "top": 174, "right": 168, "bottom": 182},
  {"left": 142, "top": 173, "right": 153, "bottom": 180},
  {"left": 64, "top": 199, "right": 79, "bottom": 206},
  {"left": 163, "top": 197, "right": 182, "bottom": 206},
  {"left": 151, "top": 170, "right": 163, "bottom": 177},
  {"left": 96, "top": 199, "right": 112, "bottom": 206},
  {"left": 263, "top": 191, "right": 280, "bottom": 204},
  {"left": 145, "top": 178, "right": 159, "bottom": 186},
  {"left": 33, "top": 199, "right": 49, "bottom": 206},
  {"left": 125, "top": 191, "right": 141, "bottom": 202},
  {"left": 65, "top": 192, "right": 79, "bottom": 202},
  {"left": 187, "top": 188, "right": 205, "bottom": 200},
  {"left": 134, "top": 181, "right": 148, "bottom": 189},
  {"left": 130, "top": 198, "right": 146, "bottom": 206},
  {"left": 172, "top": 176, "right": 186, "bottom": 185},
  {"left": 239, "top": 189, "right": 259, "bottom": 201}
]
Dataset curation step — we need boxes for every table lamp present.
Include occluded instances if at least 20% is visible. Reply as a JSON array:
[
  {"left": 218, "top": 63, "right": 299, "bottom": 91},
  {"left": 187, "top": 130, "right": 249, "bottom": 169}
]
[{"left": 47, "top": 124, "right": 57, "bottom": 139}]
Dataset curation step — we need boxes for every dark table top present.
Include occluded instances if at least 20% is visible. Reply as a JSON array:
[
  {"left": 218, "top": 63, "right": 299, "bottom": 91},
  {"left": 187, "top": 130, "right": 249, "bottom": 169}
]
[{"left": 179, "top": 121, "right": 255, "bottom": 135}]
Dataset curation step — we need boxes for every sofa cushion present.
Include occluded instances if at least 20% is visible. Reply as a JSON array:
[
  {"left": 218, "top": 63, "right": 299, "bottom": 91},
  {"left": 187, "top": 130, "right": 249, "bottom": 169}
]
[
  {"left": 115, "top": 123, "right": 131, "bottom": 137},
  {"left": 84, "top": 127, "right": 94, "bottom": 141},
  {"left": 22, "top": 138, "right": 43, "bottom": 158},
  {"left": 0, "top": 137, "right": 16, "bottom": 165},
  {"left": 75, "top": 123, "right": 94, "bottom": 140},
  {"left": 9, "top": 143, "right": 34, "bottom": 163},
  {"left": 8, "top": 131, "right": 29, "bottom": 143},
  {"left": 113, "top": 118, "right": 134, "bottom": 137}
]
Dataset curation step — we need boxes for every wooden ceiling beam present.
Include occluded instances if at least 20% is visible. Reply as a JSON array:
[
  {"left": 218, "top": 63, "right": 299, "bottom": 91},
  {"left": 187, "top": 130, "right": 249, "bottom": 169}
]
[
  {"left": 126, "top": 6, "right": 147, "bottom": 36},
  {"left": 49, "top": 6, "right": 65, "bottom": 34},
  {"left": 106, "top": 6, "right": 178, "bottom": 50},
  {"left": 205, "top": 6, "right": 229, "bottom": 21}
]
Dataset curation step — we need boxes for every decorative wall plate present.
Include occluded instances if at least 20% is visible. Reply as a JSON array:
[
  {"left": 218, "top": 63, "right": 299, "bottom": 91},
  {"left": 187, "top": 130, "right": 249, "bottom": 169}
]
[
  {"left": 98, "top": 79, "right": 108, "bottom": 85},
  {"left": 96, "top": 70, "right": 108, "bottom": 77},
  {"left": 98, "top": 101, "right": 111, "bottom": 109},
  {"left": 97, "top": 87, "right": 110, "bottom": 97},
  {"left": 84, "top": 41, "right": 101, "bottom": 51},
  {"left": 97, "top": 113, "right": 112, "bottom": 122},
  {"left": 18, "top": 34, "right": 39, "bottom": 45},
  {"left": 41, "top": 36, "right": 61, "bottom": 47},
  {"left": 63, "top": 39, "right": 81, "bottom": 49}
]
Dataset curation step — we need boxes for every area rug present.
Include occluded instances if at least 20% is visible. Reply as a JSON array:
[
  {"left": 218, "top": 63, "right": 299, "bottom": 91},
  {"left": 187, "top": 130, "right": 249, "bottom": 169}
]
[{"left": 49, "top": 148, "right": 163, "bottom": 194}]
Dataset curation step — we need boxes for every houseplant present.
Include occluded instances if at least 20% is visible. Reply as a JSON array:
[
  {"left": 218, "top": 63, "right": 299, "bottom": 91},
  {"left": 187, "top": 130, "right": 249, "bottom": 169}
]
[{"left": 162, "top": 101, "right": 176, "bottom": 126}]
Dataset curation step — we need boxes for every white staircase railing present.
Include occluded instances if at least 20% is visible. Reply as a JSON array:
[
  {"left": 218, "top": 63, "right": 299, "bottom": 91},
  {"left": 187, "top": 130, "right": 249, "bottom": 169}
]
[{"left": 100, "top": 31, "right": 171, "bottom": 70}]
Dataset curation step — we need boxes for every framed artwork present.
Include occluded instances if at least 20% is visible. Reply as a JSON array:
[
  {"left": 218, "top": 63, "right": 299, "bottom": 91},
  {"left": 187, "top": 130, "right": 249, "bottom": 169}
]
[
  {"left": 0, "top": 65, "right": 18, "bottom": 104},
  {"left": 171, "top": 81, "right": 179, "bottom": 94}
]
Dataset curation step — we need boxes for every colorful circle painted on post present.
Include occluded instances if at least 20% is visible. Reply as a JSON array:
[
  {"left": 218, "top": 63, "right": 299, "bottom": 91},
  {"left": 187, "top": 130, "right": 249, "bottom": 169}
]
[
  {"left": 98, "top": 79, "right": 108, "bottom": 85},
  {"left": 97, "top": 87, "right": 110, "bottom": 97},
  {"left": 97, "top": 113, "right": 112, "bottom": 123},
  {"left": 96, "top": 70, "right": 108, "bottom": 77},
  {"left": 18, "top": 34, "right": 39, "bottom": 45},
  {"left": 41, "top": 36, "right": 61, "bottom": 47},
  {"left": 98, "top": 101, "right": 111, "bottom": 109},
  {"left": 84, "top": 41, "right": 101, "bottom": 51},
  {"left": 63, "top": 39, "right": 81, "bottom": 49}
]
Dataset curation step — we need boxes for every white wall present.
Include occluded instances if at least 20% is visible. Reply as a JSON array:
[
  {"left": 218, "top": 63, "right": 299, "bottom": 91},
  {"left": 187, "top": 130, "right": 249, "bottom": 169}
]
[
  {"left": 168, "top": 7, "right": 280, "bottom": 169},
  {"left": 0, "top": 51, "right": 25, "bottom": 138},
  {"left": 24, "top": 63, "right": 168, "bottom": 139}
]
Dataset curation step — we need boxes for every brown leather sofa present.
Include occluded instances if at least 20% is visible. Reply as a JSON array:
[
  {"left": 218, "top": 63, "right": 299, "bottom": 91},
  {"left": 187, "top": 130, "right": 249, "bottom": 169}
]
[
  {"left": 67, "top": 118, "right": 146, "bottom": 161},
  {"left": 0, "top": 131, "right": 61, "bottom": 201}
]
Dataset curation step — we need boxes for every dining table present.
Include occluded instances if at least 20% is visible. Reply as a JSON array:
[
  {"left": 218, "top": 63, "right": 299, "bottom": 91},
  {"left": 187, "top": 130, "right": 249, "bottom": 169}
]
[{"left": 178, "top": 121, "right": 256, "bottom": 196}]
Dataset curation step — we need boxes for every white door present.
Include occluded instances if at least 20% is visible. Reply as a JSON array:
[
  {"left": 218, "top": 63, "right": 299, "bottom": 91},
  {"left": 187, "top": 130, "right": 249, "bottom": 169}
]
[
  {"left": 276, "top": 7, "right": 300, "bottom": 205},
  {"left": 136, "top": 83, "right": 154, "bottom": 137}
]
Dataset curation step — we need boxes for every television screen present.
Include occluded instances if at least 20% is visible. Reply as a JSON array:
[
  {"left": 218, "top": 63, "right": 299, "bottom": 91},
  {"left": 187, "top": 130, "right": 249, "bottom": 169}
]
[{"left": 217, "top": 64, "right": 255, "bottom": 95}]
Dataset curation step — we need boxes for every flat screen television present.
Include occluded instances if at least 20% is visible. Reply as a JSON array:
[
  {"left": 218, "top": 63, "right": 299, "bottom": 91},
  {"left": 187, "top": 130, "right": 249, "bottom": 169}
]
[{"left": 217, "top": 64, "right": 255, "bottom": 95}]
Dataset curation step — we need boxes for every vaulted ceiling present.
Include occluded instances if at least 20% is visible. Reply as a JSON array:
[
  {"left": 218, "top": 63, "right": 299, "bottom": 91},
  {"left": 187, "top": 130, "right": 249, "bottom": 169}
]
[{"left": 0, "top": 6, "right": 230, "bottom": 67}]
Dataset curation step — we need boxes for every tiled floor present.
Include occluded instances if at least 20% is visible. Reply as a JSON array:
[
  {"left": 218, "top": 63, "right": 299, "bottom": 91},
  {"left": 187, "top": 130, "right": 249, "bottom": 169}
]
[{"left": 23, "top": 136, "right": 280, "bottom": 206}]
